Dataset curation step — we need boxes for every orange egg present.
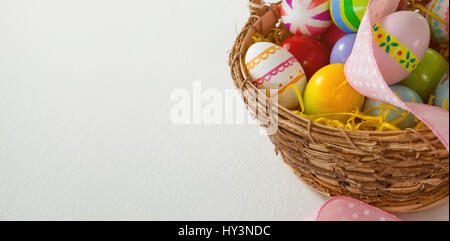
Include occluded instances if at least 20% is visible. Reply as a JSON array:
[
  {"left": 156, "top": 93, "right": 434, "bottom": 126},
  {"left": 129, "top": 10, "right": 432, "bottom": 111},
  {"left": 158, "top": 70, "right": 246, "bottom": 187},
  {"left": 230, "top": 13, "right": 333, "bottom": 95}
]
[{"left": 303, "top": 64, "right": 365, "bottom": 118}]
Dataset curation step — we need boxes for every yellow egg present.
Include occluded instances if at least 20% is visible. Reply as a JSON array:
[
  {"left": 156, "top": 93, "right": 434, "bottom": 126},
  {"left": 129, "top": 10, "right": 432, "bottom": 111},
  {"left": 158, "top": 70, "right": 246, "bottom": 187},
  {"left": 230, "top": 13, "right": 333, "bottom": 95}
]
[{"left": 303, "top": 64, "right": 365, "bottom": 118}]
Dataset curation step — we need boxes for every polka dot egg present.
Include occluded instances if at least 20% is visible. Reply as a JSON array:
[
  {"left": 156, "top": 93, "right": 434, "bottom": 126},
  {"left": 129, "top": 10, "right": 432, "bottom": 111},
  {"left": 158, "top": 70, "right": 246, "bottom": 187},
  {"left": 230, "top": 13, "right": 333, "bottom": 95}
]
[
  {"left": 426, "top": 0, "right": 449, "bottom": 43},
  {"left": 281, "top": 0, "right": 332, "bottom": 36}
]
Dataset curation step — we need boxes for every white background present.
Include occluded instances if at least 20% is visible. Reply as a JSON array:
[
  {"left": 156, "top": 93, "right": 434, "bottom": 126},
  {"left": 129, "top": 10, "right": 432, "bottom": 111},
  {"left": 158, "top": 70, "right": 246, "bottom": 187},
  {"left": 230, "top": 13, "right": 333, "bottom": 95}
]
[{"left": 0, "top": 0, "right": 448, "bottom": 221}]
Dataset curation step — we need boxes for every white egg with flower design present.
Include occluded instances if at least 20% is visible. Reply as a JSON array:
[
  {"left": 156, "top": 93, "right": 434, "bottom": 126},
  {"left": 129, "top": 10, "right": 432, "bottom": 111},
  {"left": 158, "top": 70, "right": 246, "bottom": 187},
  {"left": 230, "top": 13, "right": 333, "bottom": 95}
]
[{"left": 245, "top": 42, "right": 307, "bottom": 109}]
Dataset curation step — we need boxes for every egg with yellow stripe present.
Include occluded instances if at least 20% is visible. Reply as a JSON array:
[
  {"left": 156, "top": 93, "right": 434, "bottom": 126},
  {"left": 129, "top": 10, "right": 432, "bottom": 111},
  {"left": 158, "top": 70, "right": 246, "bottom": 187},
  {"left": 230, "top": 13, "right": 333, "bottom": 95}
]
[
  {"left": 245, "top": 42, "right": 307, "bottom": 109},
  {"left": 330, "top": 0, "right": 370, "bottom": 33}
]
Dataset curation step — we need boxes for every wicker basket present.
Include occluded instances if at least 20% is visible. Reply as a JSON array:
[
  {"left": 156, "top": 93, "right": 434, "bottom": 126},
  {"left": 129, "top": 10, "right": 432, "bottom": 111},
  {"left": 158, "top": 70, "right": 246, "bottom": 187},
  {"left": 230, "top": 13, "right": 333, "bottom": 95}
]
[{"left": 228, "top": 0, "right": 449, "bottom": 213}]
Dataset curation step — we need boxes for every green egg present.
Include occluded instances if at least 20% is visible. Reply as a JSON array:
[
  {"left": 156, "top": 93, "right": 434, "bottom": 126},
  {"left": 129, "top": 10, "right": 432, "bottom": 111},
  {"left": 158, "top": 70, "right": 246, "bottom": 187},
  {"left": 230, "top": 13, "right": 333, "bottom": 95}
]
[{"left": 399, "top": 48, "right": 449, "bottom": 102}]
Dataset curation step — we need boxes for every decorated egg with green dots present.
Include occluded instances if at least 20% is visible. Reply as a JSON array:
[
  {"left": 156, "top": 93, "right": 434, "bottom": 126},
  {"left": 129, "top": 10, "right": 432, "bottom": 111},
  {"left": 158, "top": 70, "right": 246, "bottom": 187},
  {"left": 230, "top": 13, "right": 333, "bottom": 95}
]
[
  {"left": 363, "top": 85, "right": 424, "bottom": 130},
  {"left": 434, "top": 73, "right": 449, "bottom": 110},
  {"left": 330, "top": 0, "right": 370, "bottom": 33},
  {"left": 426, "top": 0, "right": 449, "bottom": 44}
]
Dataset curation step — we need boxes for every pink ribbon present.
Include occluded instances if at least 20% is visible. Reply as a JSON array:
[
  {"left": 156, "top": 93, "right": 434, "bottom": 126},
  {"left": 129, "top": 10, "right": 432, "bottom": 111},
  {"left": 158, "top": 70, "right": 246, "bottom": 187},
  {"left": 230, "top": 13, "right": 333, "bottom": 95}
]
[
  {"left": 299, "top": 196, "right": 402, "bottom": 221},
  {"left": 344, "top": 0, "right": 449, "bottom": 150}
]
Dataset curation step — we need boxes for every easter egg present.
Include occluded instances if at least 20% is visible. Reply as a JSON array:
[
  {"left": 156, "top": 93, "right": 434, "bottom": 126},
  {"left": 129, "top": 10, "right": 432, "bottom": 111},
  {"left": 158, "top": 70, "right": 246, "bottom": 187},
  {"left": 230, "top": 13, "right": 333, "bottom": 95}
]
[
  {"left": 245, "top": 42, "right": 308, "bottom": 109},
  {"left": 281, "top": 0, "right": 332, "bottom": 36},
  {"left": 281, "top": 36, "right": 330, "bottom": 79},
  {"left": 322, "top": 24, "right": 348, "bottom": 49},
  {"left": 330, "top": 34, "right": 356, "bottom": 64},
  {"left": 303, "top": 64, "right": 365, "bottom": 117},
  {"left": 399, "top": 48, "right": 449, "bottom": 101},
  {"left": 434, "top": 73, "right": 449, "bottom": 110},
  {"left": 363, "top": 85, "right": 424, "bottom": 130},
  {"left": 426, "top": 0, "right": 449, "bottom": 44},
  {"left": 372, "top": 11, "right": 430, "bottom": 85},
  {"left": 330, "top": 0, "right": 370, "bottom": 33}
]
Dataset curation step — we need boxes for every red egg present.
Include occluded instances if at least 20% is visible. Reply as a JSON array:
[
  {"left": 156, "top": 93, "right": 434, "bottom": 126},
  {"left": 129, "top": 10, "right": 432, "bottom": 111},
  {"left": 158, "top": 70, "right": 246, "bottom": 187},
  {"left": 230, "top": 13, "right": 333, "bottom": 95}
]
[
  {"left": 397, "top": 0, "right": 409, "bottom": 10},
  {"left": 281, "top": 36, "right": 331, "bottom": 79},
  {"left": 322, "top": 24, "right": 348, "bottom": 49}
]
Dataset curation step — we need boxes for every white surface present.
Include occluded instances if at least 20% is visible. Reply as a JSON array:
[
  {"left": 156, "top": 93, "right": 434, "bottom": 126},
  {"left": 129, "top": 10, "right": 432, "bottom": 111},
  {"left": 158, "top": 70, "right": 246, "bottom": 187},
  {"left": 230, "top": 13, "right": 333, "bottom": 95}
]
[{"left": 0, "top": 0, "right": 448, "bottom": 221}]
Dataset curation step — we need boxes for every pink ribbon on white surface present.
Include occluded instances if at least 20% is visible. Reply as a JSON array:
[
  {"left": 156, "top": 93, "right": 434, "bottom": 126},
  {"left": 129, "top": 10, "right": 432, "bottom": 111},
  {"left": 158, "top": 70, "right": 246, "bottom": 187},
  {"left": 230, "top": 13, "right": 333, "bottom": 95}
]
[
  {"left": 344, "top": 0, "right": 450, "bottom": 150},
  {"left": 299, "top": 196, "right": 402, "bottom": 221}
]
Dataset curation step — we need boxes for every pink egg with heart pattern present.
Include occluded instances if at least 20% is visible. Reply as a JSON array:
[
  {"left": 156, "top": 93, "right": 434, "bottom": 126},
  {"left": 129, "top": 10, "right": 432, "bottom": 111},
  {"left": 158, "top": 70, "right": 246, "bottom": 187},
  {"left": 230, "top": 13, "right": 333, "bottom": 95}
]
[{"left": 245, "top": 42, "right": 307, "bottom": 109}]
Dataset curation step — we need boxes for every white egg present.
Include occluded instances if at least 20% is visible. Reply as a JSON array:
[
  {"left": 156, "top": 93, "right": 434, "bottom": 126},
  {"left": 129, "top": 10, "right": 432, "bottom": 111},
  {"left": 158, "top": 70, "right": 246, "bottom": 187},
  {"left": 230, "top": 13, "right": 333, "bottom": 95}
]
[{"left": 245, "top": 42, "right": 307, "bottom": 109}]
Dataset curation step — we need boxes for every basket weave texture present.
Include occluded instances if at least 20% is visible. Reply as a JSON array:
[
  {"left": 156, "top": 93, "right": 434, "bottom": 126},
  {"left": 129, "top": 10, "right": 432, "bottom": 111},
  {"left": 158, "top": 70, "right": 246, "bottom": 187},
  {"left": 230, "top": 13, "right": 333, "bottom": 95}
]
[{"left": 228, "top": 0, "right": 449, "bottom": 213}]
